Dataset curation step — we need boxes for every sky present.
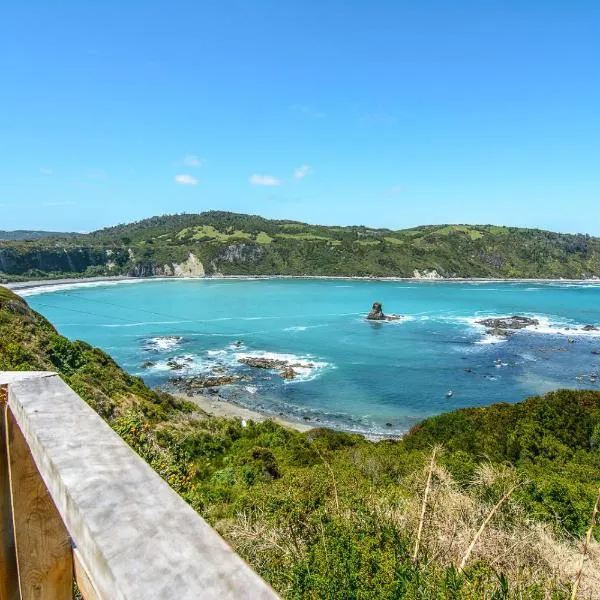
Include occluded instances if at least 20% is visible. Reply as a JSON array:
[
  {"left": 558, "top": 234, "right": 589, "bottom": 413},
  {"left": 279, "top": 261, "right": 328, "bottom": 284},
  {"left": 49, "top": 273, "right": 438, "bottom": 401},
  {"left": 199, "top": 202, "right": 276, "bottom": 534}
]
[{"left": 0, "top": 1, "right": 599, "bottom": 234}]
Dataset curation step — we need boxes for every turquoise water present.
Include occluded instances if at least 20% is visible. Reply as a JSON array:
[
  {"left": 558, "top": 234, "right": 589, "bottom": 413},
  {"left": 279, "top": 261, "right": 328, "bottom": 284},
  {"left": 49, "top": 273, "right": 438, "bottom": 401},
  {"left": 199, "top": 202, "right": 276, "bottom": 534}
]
[{"left": 22, "top": 278, "right": 600, "bottom": 436}]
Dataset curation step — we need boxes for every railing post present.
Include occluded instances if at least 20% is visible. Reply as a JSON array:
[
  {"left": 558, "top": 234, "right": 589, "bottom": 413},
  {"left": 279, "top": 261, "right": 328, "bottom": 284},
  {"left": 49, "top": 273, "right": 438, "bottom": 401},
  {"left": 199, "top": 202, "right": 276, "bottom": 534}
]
[
  {"left": 0, "top": 385, "right": 19, "bottom": 600},
  {"left": 6, "top": 404, "right": 73, "bottom": 600}
]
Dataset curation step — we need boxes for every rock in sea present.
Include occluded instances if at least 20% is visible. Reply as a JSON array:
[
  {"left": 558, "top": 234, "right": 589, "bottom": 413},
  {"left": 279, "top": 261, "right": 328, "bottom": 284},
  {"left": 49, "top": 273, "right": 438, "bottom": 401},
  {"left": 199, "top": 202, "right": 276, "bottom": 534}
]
[{"left": 476, "top": 315, "right": 538, "bottom": 338}]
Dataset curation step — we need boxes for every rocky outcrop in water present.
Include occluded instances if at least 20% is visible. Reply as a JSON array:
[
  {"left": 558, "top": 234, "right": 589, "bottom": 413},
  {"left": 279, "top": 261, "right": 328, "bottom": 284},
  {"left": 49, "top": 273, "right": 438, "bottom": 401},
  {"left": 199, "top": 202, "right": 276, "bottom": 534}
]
[
  {"left": 239, "top": 357, "right": 289, "bottom": 369},
  {"left": 166, "top": 357, "right": 193, "bottom": 370},
  {"left": 477, "top": 316, "right": 539, "bottom": 337},
  {"left": 238, "top": 356, "right": 312, "bottom": 379},
  {"left": 280, "top": 366, "right": 297, "bottom": 380},
  {"left": 170, "top": 374, "right": 242, "bottom": 394},
  {"left": 582, "top": 325, "right": 599, "bottom": 331},
  {"left": 367, "top": 302, "right": 401, "bottom": 321}
]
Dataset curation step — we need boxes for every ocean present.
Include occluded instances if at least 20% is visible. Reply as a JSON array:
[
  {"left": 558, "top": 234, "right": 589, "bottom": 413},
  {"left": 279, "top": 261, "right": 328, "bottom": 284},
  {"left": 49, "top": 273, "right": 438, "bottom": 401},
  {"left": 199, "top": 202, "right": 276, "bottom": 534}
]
[{"left": 21, "top": 278, "right": 600, "bottom": 436}]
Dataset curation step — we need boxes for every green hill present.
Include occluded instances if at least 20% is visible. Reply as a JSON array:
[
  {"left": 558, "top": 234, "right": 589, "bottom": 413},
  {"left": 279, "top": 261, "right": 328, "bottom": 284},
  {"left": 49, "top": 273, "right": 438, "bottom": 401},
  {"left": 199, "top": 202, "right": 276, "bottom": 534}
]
[
  {"left": 0, "top": 229, "right": 77, "bottom": 241},
  {"left": 1, "top": 286, "right": 598, "bottom": 598},
  {"left": 2, "top": 211, "right": 600, "bottom": 280}
]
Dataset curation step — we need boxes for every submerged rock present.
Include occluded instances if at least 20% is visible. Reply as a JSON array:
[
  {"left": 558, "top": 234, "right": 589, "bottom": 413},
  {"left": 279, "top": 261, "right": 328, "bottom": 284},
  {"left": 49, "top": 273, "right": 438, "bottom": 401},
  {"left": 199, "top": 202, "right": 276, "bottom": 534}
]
[
  {"left": 166, "top": 356, "right": 193, "bottom": 370},
  {"left": 487, "top": 328, "right": 513, "bottom": 338},
  {"left": 141, "top": 360, "right": 156, "bottom": 369},
  {"left": 144, "top": 335, "right": 183, "bottom": 353},
  {"left": 170, "top": 374, "right": 241, "bottom": 393},
  {"left": 582, "top": 325, "right": 599, "bottom": 331},
  {"left": 280, "top": 366, "right": 297, "bottom": 380}
]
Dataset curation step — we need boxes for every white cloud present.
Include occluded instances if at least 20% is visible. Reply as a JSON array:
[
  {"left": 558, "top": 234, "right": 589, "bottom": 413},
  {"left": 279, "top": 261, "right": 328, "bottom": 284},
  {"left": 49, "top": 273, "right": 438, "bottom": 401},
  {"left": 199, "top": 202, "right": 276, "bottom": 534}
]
[
  {"left": 293, "top": 164, "right": 312, "bottom": 180},
  {"left": 175, "top": 174, "right": 198, "bottom": 185},
  {"left": 249, "top": 174, "right": 282, "bottom": 187},
  {"left": 183, "top": 154, "right": 203, "bottom": 167},
  {"left": 40, "top": 167, "right": 53, "bottom": 175}
]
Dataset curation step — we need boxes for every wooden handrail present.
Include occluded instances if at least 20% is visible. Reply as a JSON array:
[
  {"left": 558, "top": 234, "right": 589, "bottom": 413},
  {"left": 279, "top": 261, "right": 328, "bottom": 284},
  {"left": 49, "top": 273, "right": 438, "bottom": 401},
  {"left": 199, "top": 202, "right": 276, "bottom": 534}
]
[{"left": 0, "top": 372, "right": 278, "bottom": 600}]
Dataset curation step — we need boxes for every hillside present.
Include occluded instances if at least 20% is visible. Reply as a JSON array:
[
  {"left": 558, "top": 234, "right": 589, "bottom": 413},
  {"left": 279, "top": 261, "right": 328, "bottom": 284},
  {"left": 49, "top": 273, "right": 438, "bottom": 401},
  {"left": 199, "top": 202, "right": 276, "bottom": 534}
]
[
  {"left": 0, "top": 229, "right": 77, "bottom": 241},
  {"left": 2, "top": 211, "right": 600, "bottom": 280},
  {"left": 1, "top": 286, "right": 599, "bottom": 598}
]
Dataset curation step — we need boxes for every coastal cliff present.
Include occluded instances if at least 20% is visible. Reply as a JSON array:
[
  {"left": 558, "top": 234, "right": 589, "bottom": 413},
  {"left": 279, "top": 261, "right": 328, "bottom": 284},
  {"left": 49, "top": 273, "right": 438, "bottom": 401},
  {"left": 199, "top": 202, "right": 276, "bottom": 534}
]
[{"left": 2, "top": 211, "right": 600, "bottom": 281}]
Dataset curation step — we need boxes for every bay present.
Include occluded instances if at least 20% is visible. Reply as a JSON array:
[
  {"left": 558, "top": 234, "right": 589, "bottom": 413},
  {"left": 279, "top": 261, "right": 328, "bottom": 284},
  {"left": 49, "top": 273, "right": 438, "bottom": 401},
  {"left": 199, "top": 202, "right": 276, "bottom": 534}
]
[{"left": 22, "top": 278, "right": 600, "bottom": 436}]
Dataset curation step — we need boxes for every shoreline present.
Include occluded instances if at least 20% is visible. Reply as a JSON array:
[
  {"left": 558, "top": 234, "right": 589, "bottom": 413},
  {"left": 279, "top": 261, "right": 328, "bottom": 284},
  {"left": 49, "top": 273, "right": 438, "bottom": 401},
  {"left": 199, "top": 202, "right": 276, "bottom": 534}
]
[
  {"left": 174, "top": 392, "right": 314, "bottom": 433},
  {"left": 6, "top": 273, "right": 600, "bottom": 292},
  {"left": 174, "top": 392, "right": 401, "bottom": 440}
]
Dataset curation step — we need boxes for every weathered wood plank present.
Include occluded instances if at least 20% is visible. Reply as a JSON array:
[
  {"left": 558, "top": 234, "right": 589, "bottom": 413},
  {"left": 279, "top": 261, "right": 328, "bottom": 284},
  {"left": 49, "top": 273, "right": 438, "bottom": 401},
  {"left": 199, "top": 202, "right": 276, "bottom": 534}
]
[
  {"left": 4, "top": 373, "right": 278, "bottom": 600},
  {"left": 0, "top": 386, "right": 19, "bottom": 600},
  {"left": 73, "top": 549, "right": 102, "bottom": 600},
  {"left": 6, "top": 405, "right": 73, "bottom": 600}
]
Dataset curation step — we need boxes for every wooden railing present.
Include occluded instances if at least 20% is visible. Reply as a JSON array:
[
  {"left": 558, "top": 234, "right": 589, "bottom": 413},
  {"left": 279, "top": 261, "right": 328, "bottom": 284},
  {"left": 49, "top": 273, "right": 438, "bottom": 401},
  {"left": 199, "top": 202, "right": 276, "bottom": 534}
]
[{"left": 0, "top": 372, "right": 278, "bottom": 600}]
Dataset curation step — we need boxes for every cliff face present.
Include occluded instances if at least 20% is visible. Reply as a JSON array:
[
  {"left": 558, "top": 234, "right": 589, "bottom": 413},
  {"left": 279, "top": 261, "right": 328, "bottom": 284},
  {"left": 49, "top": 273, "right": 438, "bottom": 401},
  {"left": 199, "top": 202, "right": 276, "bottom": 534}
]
[
  {"left": 0, "top": 246, "right": 129, "bottom": 276},
  {"left": 0, "top": 246, "right": 207, "bottom": 280}
]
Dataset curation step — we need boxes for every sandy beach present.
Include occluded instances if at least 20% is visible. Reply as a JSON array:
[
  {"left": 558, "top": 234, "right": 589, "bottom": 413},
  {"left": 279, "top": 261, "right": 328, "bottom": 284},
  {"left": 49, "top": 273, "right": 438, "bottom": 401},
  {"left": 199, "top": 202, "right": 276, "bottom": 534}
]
[
  {"left": 5, "top": 274, "right": 600, "bottom": 293},
  {"left": 174, "top": 392, "right": 314, "bottom": 432}
]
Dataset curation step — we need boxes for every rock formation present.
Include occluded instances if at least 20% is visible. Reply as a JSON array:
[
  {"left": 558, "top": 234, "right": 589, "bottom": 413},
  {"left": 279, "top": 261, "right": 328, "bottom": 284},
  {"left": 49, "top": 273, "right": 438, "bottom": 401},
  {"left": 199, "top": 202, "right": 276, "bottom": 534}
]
[
  {"left": 367, "top": 302, "right": 401, "bottom": 321},
  {"left": 476, "top": 316, "right": 539, "bottom": 338},
  {"left": 238, "top": 356, "right": 312, "bottom": 379}
]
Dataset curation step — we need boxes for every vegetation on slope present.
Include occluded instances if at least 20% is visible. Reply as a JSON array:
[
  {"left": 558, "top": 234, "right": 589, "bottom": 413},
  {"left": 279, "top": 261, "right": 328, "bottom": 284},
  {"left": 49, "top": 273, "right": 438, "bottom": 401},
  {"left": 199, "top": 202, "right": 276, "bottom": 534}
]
[
  {"left": 2, "top": 211, "right": 600, "bottom": 280},
  {"left": 1, "top": 287, "right": 599, "bottom": 598},
  {"left": 0, "top": 230, "right": 76, "bottom": 241}
]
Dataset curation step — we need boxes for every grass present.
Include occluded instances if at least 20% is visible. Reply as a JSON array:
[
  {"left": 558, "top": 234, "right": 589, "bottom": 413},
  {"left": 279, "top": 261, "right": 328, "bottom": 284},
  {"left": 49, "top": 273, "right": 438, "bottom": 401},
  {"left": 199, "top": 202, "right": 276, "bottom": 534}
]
[
  {"left": 256, "top": 232, "right": 274, "bottom": 244},
  {"left": 275, "top": 233, "right": 333, "bottom": 241}
]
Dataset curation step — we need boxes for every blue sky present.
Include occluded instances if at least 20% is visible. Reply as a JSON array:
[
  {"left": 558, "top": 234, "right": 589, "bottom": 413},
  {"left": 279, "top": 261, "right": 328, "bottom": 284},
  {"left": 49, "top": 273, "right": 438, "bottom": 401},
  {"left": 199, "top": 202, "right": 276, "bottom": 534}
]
[{"left": 1, "top": 1, "right": 599, "bottom": 234}]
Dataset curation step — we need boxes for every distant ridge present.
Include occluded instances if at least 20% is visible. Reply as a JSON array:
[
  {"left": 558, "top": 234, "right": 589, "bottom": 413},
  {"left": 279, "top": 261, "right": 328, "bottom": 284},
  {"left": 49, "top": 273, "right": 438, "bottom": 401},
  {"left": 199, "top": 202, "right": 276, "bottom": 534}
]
[
  {"left": 1, "top": 211, "right": 600, "bottom": 280},
  {"left": 0, "top": 229, "right": 77, "bottom": 241}
]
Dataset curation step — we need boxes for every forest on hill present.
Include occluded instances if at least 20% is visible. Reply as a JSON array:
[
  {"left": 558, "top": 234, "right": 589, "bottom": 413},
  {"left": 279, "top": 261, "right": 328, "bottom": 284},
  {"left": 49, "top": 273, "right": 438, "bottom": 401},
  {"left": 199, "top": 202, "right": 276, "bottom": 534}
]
[
  {"left": 2, "top": 211, "right": 600, "bottom": 280},
  {"left": 1, "top": 286, "right": 598, "bottom": 598},
  {"left": 0, "top": 229, "right": 76, "bottom": 241}
]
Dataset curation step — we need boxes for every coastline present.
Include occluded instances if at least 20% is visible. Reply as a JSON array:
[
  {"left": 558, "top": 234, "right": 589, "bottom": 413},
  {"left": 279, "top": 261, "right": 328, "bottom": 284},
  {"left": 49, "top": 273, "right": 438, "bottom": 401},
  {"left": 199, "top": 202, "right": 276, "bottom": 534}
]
[
  {"left": 6, "top": 273, "right": 600, "bottom": 292},
  {"left": 174, "top": 392, "right": 314, "bottom": 433}
]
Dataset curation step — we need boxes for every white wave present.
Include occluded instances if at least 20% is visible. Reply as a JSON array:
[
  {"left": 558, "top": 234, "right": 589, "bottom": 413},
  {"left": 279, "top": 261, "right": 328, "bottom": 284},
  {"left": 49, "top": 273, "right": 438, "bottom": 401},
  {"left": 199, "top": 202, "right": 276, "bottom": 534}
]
[
  {"left": 460, "top": 313, "right": 600, "bottom": 341},
  {"left": 146, "top": 354, "right": 201, "bottom": 373},
  {"left": 235, "top": 350, "right": 330, "bottom": 382},
  {"left": 144, "top": 335, "right": 183, "bottom": 352},
  {"left": 17, "top": 278, "right": 173, "bottom": 297},
  {"left": 283, "top": 324, "right": 329, "bottom": 332},
  {"left": 475, "top": 334, "right": 508, "bottom": 345},
  {"left": 207, "top": 349, "right": 227, "bottom": 357},
  {"left": 547, "top": 282, "right": 600, "bottom": 288},
  {"left": 241, "top": 316, "right": 281, "bottom": 321},
  {"left": 102, "top": 320, "right": 189, "bottom": 328}
]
